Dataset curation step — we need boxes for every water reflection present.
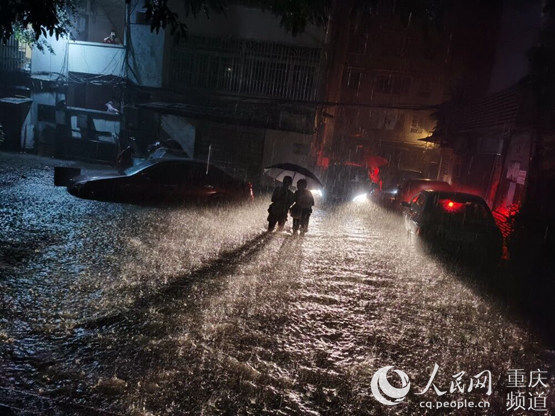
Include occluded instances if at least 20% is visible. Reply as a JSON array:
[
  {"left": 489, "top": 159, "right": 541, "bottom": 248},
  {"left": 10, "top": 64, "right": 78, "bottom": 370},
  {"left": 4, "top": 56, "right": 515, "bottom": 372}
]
[{"left": 0, "top": 154, "right": 552, "bottom": 415}]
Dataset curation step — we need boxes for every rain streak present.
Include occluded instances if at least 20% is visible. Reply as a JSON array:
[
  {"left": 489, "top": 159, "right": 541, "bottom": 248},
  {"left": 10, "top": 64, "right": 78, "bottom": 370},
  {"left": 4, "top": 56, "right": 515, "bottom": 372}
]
[{"left": 0, "top": 154, "right": 552, "bottom": 415}]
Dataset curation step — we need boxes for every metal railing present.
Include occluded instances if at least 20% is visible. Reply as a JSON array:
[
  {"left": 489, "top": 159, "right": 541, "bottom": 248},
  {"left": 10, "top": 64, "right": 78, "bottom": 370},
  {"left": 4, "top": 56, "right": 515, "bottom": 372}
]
[
  {"left": 166, "top": 35, "right": 323, "bottom": 101},
  {"left": 0, "top": 37, "right": 30, "bottom": 72}
]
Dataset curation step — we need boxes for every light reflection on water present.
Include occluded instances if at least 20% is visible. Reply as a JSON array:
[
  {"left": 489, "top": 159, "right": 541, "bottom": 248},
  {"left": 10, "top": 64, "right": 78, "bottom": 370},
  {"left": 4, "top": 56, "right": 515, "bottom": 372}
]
[{"left": 0, "top": 154, "right": 552, "bottom": 415}]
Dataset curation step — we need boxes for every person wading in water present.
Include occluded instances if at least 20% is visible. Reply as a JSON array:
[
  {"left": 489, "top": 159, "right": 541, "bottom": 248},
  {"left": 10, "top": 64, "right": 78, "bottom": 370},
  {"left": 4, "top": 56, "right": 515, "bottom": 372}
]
[
  {"left": 290, "top": 179, "right": 314, "bottom": 236},
  {"left": 267, "top": 176, "right": 294, "bottom": 232}
]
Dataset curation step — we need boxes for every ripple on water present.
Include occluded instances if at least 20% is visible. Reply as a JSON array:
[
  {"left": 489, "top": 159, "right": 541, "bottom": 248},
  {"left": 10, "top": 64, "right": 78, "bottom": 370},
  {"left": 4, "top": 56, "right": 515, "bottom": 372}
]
[{"left": 0, "top": 154, "right": 552, "bottom": 415}]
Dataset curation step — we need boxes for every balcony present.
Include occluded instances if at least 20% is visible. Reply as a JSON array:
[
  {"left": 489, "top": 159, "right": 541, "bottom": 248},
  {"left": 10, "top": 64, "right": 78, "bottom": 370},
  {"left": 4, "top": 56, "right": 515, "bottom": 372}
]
[
  {"left": 31, "top": 37, "right": 125, "bottom": 79},
  {"left": 165, "top": 35, "right": 323, "bottom": 101},
  {"left": 67, "top": 41, "right": 125, "bottom": 77}
]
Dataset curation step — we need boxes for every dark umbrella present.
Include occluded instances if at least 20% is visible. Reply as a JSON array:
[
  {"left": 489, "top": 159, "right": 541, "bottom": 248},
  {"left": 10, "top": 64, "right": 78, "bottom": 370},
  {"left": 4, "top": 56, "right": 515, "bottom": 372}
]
[{"left": 264, "top": 163, "right": 323, "bottom": 189}]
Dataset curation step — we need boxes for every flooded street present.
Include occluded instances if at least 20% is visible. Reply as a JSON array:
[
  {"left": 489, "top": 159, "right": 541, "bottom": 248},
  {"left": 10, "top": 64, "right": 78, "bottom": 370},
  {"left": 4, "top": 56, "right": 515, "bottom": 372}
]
[{"left": 0, "top": 153, "right": 553, "bottom": 415}]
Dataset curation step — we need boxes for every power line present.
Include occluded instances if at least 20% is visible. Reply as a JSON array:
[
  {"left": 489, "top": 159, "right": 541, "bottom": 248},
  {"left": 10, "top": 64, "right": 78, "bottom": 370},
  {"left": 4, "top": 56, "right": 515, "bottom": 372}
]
[{"left": 127, "top": 83, "right": 440, "bottom": 111}]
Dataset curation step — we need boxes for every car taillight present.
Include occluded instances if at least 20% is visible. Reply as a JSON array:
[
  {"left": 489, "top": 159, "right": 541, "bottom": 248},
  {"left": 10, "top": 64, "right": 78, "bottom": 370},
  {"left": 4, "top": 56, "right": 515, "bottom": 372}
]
[{"left": 439, "top": 199, "right": 463, "bottom": 212}]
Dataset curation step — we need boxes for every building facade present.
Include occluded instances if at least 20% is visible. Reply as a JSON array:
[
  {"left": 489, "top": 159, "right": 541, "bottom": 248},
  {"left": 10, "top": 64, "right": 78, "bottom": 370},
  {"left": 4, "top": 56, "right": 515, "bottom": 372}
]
[
  {"left": 314, "top": 0, "right": 501, "bottom": 188},
  {"left": 435, "top": 0, "right": 544, "bottom": 216},
  {"left": 3, "top": 0, "right": 325, "bottom": 183},
  {"left": 0, "top": 36, "right": 32, "bottom": 151}
]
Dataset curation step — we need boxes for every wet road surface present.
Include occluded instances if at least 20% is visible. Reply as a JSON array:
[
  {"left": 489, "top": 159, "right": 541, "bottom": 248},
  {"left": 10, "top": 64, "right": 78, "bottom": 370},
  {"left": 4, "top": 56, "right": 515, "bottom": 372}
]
[{"left": 0, "top": 153, "right": 553, "bottom": 415}]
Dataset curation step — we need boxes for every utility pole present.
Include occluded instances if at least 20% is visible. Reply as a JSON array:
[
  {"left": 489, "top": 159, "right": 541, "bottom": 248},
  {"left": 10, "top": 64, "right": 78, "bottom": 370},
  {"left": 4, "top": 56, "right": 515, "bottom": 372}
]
[
  {"left": 121, "top": 0, "right": 131, "bottom": 148},
  {"left": 124, "top": 0, "right": 130, "bottom": 81}
]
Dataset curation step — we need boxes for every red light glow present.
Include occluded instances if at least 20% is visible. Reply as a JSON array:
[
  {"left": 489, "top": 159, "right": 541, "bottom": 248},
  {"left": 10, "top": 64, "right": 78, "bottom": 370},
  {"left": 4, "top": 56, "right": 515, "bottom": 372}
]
[{"left": 440, "top": 199, "right": 463, "bottom": 212}]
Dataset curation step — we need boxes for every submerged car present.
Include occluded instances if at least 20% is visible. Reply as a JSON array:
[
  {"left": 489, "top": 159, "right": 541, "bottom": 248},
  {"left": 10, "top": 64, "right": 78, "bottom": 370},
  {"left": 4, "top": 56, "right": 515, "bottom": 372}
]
[
  {"left": 380, "top": 168, "right": 424, "bottom": 192},
  {"left": 402, "top": 191, "right": 503, "bottom": 261},
  {"left": 375, "top": 178, "right": 451, "bottom": 211},
  {"left": 374, "top": 169, "right": 424, "bottom": 208},
  {"left": 395, "top": 179, "right": 452, "bottom": 207},
  {"left": 322, "top": 164, "right": 375, "bottom": 203},
  {"left": 55, "top": 159, "right": 254, "bottom": 204}
]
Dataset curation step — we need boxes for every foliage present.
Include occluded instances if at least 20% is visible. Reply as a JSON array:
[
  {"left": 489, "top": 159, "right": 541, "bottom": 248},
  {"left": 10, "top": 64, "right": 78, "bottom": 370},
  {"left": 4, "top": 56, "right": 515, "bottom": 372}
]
[
  {"left": 13, "top": 26, "right": 55, "bottom": 53},
  {"left": 0, "top": 0, "right": 454, "bottom": 46},
  {"left": 242, "top": 0, "right": 330, "bottom": 36},
  {"left": 0, "top": 0, "right": 76, "bottom": 50},
  {"left": 144, "top": 0, "right": 449, "bottom": 38},
  {"left": 140, "top": 0, "right": 330, "bottom": 39}
]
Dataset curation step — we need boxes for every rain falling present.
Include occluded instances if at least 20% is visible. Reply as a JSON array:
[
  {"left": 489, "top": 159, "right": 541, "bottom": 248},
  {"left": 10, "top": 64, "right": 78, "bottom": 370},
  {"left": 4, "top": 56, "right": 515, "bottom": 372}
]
[{"left": 1, "top": 0, "right": 555, "bottom": 414}]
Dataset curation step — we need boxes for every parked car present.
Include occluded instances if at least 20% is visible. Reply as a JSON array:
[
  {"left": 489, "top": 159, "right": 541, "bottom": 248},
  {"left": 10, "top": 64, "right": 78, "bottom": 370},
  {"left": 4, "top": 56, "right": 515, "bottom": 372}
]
[
  {"left": 375, "top": 178, "right": 451, "bottom": 211},
  {"left": 380, "top": 168, "right": 424, "bottom": 191},
  {"left": 402, "top": 190, "right": 503, "bottom": 261},
  {"left": 395, "top": 179, "right": 452, "bottom": 207},
  {"left": 371, "top": 186, "right": 398, "bottom": 208},
  {"left": 322, "top": 164, "right": 375, "bottom": 203},
  {"left": 55, "top": 159, "right": 254, "bottom": 204}
]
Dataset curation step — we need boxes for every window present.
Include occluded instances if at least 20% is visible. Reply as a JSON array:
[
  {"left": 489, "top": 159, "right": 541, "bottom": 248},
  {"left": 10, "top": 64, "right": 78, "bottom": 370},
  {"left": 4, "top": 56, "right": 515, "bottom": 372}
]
[
  {"left": 411, "top": 116, "right": 423, "bottom": 133},
  {"left": 375, "top": 74, "right": 411, "bottom": 94},
  {"left": 291, "top": 64, "right": 315, "bottom": 99},
  {"left": 167, "top": 35, "right": 322, "bottom": 101},
  {"left": 37, "top": 104, "right": 56, "bottom": 122},
  {"left": 412, "top": 193, "right": 427, "bottom": 216},
  {"left": 347, "top": 70, "right": 361, "bottom": 90},
  {"left": 396, "top": 113, "right": 405, "bottom": 130},
  {"left": 432, "top": 198, "right": 494, "bottom": 226},
  {"left": 366, "top": 109, "right": 381, "bottom": 129},
  {"left": 375, "top": 75, "right": 393, "bottom": 93},
  {"left": 383, "top": 110, "right": 398, "bottom": 130}
]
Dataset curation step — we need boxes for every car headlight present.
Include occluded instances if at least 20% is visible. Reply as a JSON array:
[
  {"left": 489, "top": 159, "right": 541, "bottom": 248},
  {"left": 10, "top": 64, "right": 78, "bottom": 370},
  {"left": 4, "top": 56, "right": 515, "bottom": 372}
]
[
  {"left": 311, "top": 189, "right": 323, "bottom": 197},
  {"left": 352, "top": 193, "right": 368, "bottom": 203}
]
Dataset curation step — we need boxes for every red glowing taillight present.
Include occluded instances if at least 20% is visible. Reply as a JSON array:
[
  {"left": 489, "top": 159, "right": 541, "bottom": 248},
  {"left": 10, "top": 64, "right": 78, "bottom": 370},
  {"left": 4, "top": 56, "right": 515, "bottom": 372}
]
[{"left": 440, "top": 199, "right": 463, "bottom": 212}]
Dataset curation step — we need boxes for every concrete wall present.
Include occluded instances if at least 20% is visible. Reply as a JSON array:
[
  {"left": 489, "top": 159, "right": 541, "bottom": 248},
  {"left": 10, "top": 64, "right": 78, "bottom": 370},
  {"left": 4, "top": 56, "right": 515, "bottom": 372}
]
[
  {"left": 160, "top": 115, "right": 195, "bottom": 157},
  {"left": 20, "top": 109, "right": 33, "bottom": 150},
  {"left": 31, "top": 37, "right": 126, "bottom": 78},
  {"left": 194, "top": 120, "right": 266, "bottom": 181},
  {"left": 68, "top": 41, "right": 125, "bottom": 77},
  {"left": 25, "top": 91, "right": 65, "bottom": 149},
  {"left": 85, "top": 0, "right": 125, "bottom": 43},
  {"left": 263, "top": 130, "right": 315, "bottom": 169},
  {"left": 31, "top": 35, "right": 69, "bottom": 80},
  {"left": 496, "top": 131, "right": 531, "bottom": 208},
  {"left": 114, "top": 0, "right": 165, "bottom": 88},
  {"left": 31, "top": 2, "right": 161, "bottom": 87},
  {"left": 128, "top": 23, "right": 165, "bottom": 87}
]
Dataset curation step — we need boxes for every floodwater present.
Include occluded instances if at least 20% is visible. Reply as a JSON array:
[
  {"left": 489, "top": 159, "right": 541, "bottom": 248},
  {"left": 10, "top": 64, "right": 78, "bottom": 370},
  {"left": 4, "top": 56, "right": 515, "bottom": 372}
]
[{"left": 0, "top": 153, "right": 553, "bottom": 415}]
